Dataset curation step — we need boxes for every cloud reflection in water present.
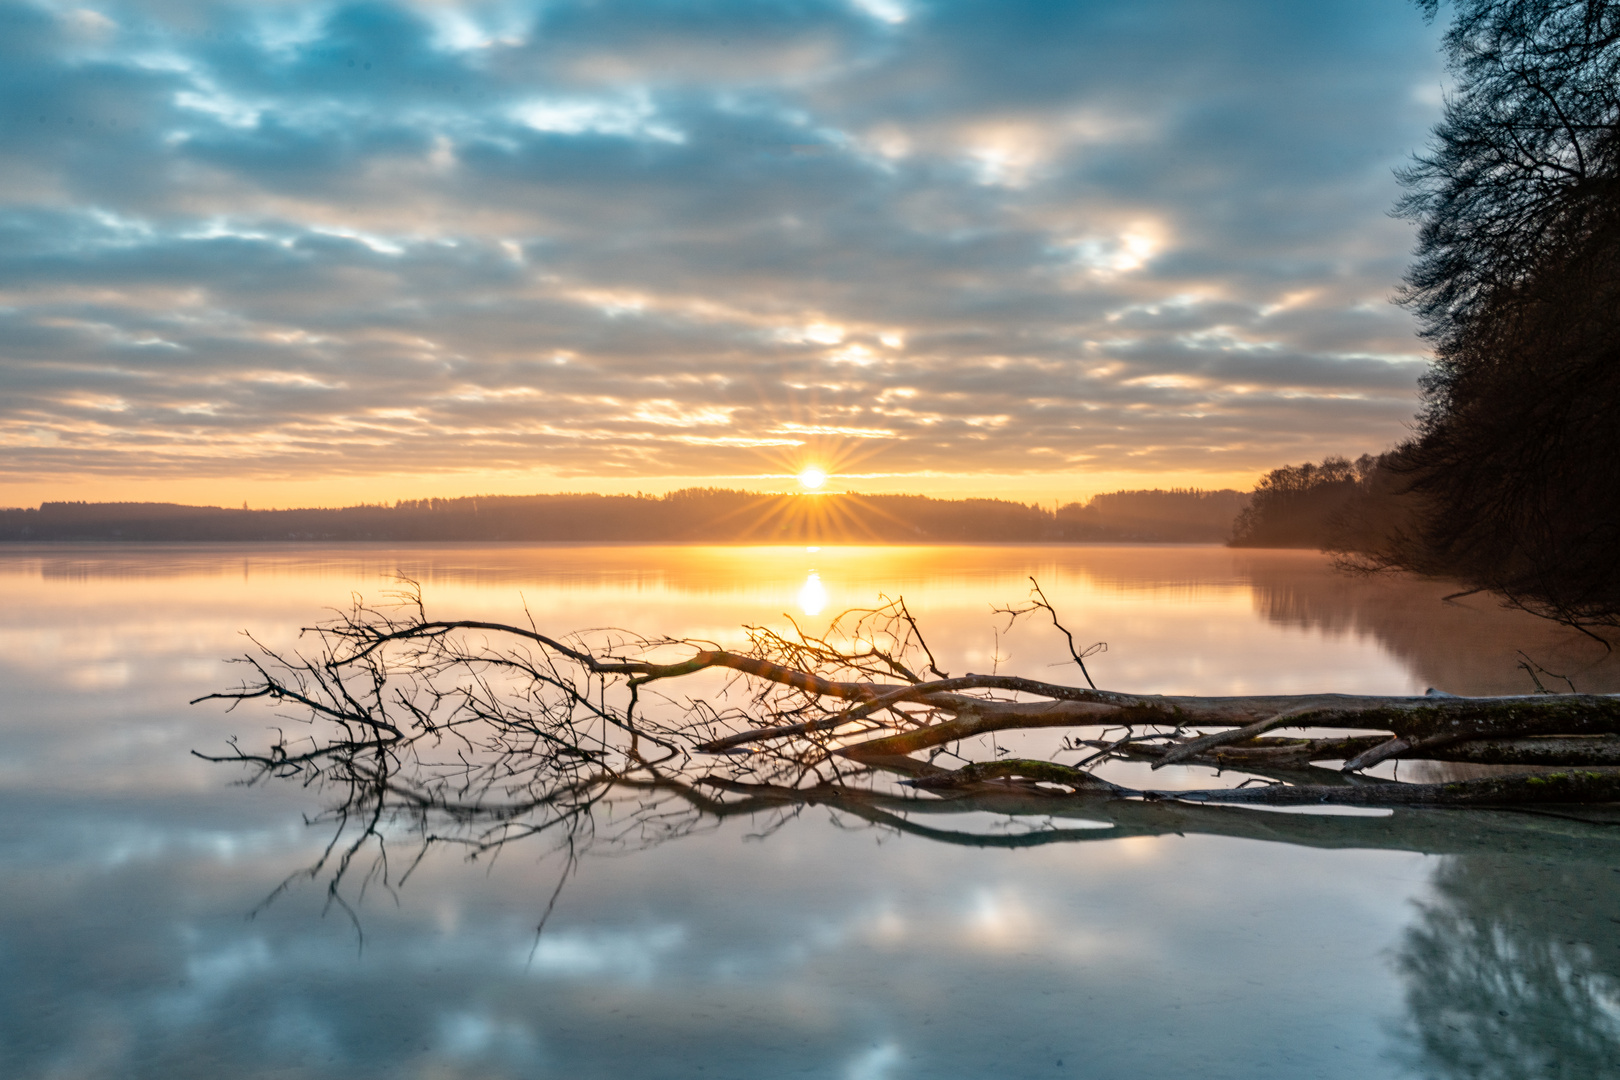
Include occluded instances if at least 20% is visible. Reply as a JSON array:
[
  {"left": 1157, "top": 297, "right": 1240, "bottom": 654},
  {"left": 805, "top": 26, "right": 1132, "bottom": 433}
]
[{"left": 2, "top": 544, "right": 1619, "bottom": 1078}]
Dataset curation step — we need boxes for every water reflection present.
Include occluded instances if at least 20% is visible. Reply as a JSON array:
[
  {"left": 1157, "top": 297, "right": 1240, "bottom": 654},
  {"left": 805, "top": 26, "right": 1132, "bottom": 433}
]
[
  {"left": 1238, "top": 552, "right": 1620, "bottom": 695},
  {"left": 1397, "top": 855, "right": 1620, "bottom": 1079},
  {"left": 3, "top": 544, "right": 1620, "bottom": 1079},
  {"left": 10, "top": 543, "right": 1617, "bottom": 697},
  {"left": 799, "top": 569, "right": 827, "bottom": 616}
]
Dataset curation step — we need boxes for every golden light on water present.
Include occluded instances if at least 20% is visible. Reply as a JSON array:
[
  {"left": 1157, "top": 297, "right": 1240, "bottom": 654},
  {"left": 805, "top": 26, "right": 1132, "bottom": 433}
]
[
  {"left": 10, "top": 543, "right": 1612, "bottom": 703},
  {"left": 797, "top": 467, "right": 828, "bottom": 490},
  {"left": 798, "top": 570, "right": 828, "bottom": 616}
]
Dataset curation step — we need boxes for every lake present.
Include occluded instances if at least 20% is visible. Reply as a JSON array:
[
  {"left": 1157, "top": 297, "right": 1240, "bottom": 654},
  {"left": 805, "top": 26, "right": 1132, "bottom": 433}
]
[{"left": 2, "top": 543, "right": 1618, "bottom": 1079}]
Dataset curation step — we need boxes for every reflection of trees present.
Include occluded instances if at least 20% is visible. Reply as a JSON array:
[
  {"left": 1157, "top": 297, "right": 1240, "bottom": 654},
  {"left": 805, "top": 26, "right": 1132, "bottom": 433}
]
[
  {"left": 1397, "top": 855, "right": 1620, "bottom": 1080},
  {"left": 1235, "top": 553, "right": 1620, "bottom": 695}
]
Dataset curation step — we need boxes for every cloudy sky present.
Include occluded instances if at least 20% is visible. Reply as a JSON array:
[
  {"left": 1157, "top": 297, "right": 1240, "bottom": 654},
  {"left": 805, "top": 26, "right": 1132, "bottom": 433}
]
[{"left": 0, "top": 0, "right": 1446, "bottom": 508}]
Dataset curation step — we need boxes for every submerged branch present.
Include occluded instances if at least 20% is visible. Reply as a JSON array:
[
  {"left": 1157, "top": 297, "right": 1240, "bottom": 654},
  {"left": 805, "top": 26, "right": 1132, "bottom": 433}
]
[{"left": 192, "top": 585, "right": 1620, "bottom": 906}]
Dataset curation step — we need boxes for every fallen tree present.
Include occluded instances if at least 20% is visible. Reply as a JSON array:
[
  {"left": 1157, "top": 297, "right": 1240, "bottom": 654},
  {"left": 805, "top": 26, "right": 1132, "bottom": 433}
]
[
  {"left": 195, "top": 581, "right": 1620, "bottom": 805},
  {"left": 189, "top": 582, "right": 1620, "bottom": 914}
]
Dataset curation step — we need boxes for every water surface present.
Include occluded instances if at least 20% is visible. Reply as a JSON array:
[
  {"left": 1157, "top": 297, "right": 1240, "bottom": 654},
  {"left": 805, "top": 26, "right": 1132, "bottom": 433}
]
[{"left": 2, "top": 543, "right": 1617, "bottom": 1079}]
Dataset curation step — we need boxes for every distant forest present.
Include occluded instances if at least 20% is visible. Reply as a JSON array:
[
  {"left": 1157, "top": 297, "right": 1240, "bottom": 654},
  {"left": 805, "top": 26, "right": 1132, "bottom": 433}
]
[
  {"left": 1229, "top": 455, "right": 1392, "bottom": 550},
  {"left": 0, "top": 487, "right": 1250, "bottom": 544}
]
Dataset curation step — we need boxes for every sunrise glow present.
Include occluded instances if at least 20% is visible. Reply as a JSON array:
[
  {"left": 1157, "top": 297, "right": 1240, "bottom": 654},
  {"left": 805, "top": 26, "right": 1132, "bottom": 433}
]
[{"left": 0, "top": 0, "right": 1446, "bottom": 510}]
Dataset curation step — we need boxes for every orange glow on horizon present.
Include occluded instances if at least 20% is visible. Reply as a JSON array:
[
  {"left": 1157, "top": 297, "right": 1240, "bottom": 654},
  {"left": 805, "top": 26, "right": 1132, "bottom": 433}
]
[{"left": 0, "top": 467, "right": 1270, "bottom": 512}]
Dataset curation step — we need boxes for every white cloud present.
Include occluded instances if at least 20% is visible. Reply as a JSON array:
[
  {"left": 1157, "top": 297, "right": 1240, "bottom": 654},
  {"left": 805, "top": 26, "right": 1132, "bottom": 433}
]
[
  {"left": 0, "top": 0, "right": 1442, "bottom": 497},
  {"left": 849, "top": 0, "right": 909, "bottom": 25},
  {"left": 512, "top": 95, "right": 685, "bottom": 143}
]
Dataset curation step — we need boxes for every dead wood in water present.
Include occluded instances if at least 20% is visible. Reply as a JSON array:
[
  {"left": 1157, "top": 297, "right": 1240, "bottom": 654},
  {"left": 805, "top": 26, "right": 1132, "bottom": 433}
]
[{"left": 193, "top": 583, "right": 1620, "bottom": 849}]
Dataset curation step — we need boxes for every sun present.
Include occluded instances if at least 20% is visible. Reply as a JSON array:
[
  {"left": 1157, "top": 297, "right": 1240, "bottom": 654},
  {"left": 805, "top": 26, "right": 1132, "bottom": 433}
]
[{"left": 797, "top": 467, "right": 828, "bottom": 490}]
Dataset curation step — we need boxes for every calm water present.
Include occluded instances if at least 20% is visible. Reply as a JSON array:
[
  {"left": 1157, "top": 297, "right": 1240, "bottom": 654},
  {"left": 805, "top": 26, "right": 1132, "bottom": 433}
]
[{"left": 2, "top": 543, "right": 1618, "bottom": 1079}]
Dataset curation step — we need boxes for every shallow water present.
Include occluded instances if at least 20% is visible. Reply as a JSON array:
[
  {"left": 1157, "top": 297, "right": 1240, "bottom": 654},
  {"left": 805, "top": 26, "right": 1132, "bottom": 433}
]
[{"left": 1, "top": 543, "right": 1618, "bottom": 1079}]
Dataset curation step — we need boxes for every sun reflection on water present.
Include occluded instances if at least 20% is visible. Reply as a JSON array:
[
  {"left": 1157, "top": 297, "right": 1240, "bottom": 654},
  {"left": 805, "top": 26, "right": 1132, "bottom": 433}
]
[
  {"left": 798, "top": 570, "right": 828, "bottom": 616},
  {"left": 11, "top": 544, "right": 1615, "bottom": 704}
]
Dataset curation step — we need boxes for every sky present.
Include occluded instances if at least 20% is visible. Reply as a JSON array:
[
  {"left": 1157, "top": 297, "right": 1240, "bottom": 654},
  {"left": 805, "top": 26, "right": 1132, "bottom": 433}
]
[{"left": 0, "top": 0, "right": 1447, "bottom": 509}]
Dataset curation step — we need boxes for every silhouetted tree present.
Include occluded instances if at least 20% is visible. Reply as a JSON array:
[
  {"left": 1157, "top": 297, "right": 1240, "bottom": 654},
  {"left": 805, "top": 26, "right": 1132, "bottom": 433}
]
[
  {"left": 1060, "top": 488, "right": 1248, "bottom": 542},
  {"left": 1390, "top": 0, "right": 1620, "bottom": 627},
  {"left": 1229, "top": 455, "right": 1376, "bottom": 548}
]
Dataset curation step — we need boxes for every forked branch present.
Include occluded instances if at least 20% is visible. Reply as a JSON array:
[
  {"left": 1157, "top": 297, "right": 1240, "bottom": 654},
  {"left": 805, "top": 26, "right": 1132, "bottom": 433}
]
[{"left": 194, "top": 584, "right": 1620, "bottom": 866}]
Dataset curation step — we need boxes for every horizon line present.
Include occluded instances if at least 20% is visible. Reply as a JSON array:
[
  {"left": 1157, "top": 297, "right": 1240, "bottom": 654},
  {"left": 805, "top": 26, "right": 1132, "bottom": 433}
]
[{"left": 5, "top": 484, "right": 1254, "bottom": 514}]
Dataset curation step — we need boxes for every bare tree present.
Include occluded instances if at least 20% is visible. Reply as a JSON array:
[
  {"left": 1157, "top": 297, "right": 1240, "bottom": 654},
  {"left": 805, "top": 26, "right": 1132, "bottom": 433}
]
[{"left": 1380, "top": 0, "right": 1620, "bottom": 628}]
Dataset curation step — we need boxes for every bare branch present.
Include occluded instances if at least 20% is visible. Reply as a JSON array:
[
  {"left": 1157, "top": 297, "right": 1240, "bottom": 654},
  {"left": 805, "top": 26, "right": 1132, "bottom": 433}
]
[{"left": 190, "top": 587, "right": 1620, "bottom": 921}]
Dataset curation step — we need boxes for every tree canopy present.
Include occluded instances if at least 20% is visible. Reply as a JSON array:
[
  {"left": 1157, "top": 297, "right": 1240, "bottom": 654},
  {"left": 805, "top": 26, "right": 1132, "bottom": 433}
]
[
  {"left": 1401, "top": 0, "right": 1620, "bottom": 343},
  {"left": 1388, "top": 0, "right": 1620, "bottom": 627}
]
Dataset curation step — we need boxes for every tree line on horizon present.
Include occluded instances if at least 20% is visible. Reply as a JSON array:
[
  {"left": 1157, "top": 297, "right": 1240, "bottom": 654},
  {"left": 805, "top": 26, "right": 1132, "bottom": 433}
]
[
  {"left": 10, "top": 1, "right": 1613, "bottom": 627},
  {"left": 0, "top": 487, "right": 1249, "bottom": 544}
]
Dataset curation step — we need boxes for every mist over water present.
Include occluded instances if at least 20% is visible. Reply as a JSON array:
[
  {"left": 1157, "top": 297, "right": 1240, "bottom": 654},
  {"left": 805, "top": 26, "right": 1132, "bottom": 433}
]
[{"left": 1, "top": 544, "right": 1616, "bottom": 1079}]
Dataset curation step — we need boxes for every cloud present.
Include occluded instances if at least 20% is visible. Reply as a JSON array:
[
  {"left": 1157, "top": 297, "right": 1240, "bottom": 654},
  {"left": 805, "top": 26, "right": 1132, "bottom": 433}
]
[{"left": 0, "top": 0, "right": 1444, "bottom": 499}]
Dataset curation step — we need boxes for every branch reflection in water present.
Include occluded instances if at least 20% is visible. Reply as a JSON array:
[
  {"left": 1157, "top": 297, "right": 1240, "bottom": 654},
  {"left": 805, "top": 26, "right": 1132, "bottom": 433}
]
[
  {"left": 12, "top": 540, "right": 1620, "bottom": 1080},
  {"left": 19, "top": 542, "right": 1614, "bottom": 1077},
  {"left": 191, "top": 573, "right": 1620, "bottom": 1080}
]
